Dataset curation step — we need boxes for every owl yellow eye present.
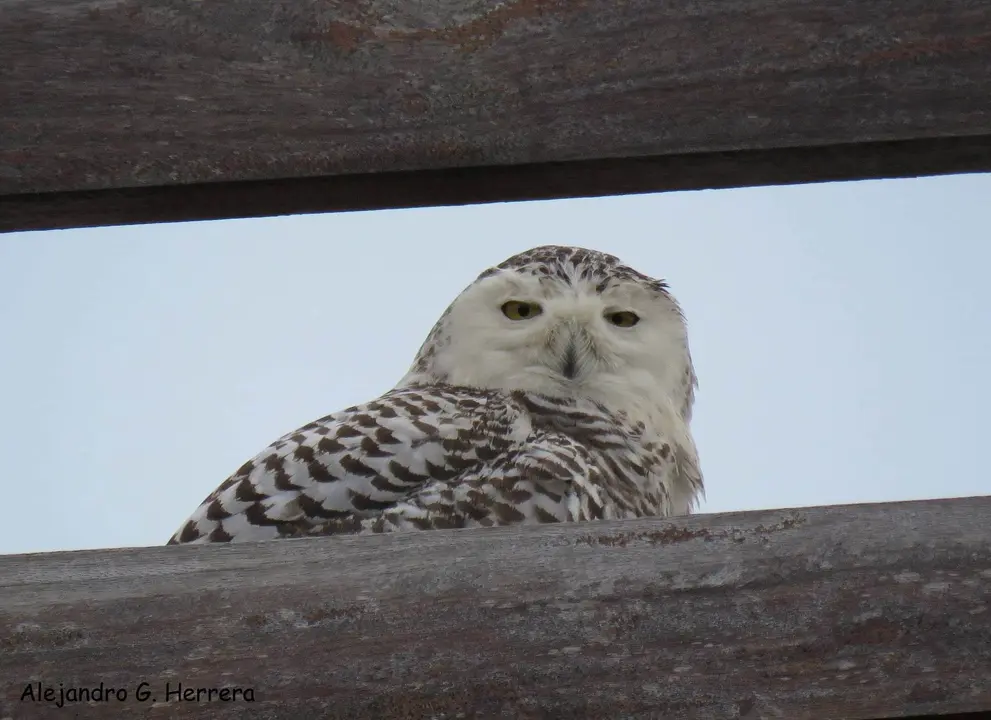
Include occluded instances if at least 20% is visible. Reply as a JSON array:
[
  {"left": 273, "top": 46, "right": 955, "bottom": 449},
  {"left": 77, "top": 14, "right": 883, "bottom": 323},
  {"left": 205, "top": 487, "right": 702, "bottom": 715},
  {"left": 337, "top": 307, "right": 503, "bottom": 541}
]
[
  {"left": 607, "top": 310, "right": 640, "bottom": 327},
  {"left": 501, "top": 300, "right": 543, "bottom": 321}
]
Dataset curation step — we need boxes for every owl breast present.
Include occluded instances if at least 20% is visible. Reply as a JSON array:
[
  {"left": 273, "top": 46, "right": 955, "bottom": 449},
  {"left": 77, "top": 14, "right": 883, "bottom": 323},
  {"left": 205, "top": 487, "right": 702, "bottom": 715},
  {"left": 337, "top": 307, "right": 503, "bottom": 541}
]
[
  {"left": 505, "top": 391, "right": 679, "bottom": 522},
  {"left": 375, "top": 388, "right": 681, "bottom": 532}
]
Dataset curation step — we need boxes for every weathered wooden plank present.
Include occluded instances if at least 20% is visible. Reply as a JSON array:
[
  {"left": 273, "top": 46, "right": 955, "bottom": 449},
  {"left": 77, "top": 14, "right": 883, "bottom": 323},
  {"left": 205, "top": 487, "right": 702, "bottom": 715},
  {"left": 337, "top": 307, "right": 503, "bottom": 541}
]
[
  {"left": 2, "top": 0, "right": 991, "bottom": 232},
  {"left": 5, "top": 135, "right": 991, "bottom": 234},
  {"left": 2, "top": 496, "right": 990, "bottom": 719}
]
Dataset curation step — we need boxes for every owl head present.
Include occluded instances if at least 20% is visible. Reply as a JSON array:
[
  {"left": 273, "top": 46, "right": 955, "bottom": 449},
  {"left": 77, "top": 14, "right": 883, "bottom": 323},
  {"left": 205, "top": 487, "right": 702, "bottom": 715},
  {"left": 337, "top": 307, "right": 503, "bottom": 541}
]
[{"left": 400, "top": 246, "right": 697, "bottom": 427}]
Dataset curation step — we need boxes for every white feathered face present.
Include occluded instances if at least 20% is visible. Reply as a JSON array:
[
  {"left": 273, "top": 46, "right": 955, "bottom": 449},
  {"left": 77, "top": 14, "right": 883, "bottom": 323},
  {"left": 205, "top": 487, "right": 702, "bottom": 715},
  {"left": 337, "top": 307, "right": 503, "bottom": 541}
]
[{"left": 403, "top": 246, "right": 697, "bottom": 423}]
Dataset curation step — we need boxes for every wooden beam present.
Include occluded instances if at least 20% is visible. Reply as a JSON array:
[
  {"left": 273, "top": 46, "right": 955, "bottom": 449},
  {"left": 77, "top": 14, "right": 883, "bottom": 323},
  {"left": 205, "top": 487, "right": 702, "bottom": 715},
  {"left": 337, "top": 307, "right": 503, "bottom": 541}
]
[
  {"left": 3, "top": 0, "right": 991, "bottom": 232},
  {"left": 5, "top": 136, "right": 991, "bottom": 234},
  {"left": 2, "top": 496, "right": 990, "bottom": 719}
]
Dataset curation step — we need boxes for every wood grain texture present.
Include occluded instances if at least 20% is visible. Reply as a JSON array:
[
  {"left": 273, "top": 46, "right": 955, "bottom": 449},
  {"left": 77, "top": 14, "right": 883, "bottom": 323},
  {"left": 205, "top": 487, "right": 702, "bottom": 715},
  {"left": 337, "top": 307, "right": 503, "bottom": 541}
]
[
  {"left": 2, "top": 0, "right": 991, "bottom": 231},
  {"left": 2, "top": 496, "right": 991, "bottom": 719},
  {"left": 5, "top": 135, "right": 991, "bottom": 233}
]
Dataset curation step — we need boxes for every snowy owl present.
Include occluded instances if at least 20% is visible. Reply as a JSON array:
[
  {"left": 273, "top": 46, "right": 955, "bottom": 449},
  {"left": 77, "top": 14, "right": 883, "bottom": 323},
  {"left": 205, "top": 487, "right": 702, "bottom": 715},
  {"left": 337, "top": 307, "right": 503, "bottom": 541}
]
[{"left": 168, "top": 245, "right": 702, "bottom": 544}]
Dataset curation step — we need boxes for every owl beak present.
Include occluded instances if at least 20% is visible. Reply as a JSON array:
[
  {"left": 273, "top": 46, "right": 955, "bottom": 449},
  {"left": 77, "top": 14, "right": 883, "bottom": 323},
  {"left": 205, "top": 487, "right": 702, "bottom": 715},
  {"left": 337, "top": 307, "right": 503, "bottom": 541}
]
[
  {"left": 556, "top": 322, "right": 591, "bottom": 380},
  {"left": 561, "top": 342, "right": 579, "bottom": 379}
]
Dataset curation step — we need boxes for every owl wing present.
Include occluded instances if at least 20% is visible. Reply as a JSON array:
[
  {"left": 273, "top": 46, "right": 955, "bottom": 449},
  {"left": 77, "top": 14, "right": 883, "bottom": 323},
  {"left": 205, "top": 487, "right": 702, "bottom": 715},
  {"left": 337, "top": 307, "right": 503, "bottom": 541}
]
[{"left": 167, "top": 385, "right": 519, "bottom": 544}]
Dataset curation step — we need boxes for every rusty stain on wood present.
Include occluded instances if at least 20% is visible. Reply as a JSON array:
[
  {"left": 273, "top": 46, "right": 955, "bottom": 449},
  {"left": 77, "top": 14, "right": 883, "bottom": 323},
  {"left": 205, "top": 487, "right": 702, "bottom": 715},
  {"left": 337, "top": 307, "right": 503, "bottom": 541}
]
[
  {"left": 1, "top": 496, "right": 990, "bottom": 719},
  {"left": 3, "top": 0, "right": 991, "bottom": 232},
  {"left": 574, "top": 513, "right": 807, "bottom": 547}
]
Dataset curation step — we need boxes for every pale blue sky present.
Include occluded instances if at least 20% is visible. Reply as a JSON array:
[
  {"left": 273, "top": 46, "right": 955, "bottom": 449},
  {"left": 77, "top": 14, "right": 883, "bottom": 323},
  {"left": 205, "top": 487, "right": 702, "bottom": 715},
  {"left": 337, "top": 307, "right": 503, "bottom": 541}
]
[{"left": 1, "top": 173, "right": 989, "bottom": 555}]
